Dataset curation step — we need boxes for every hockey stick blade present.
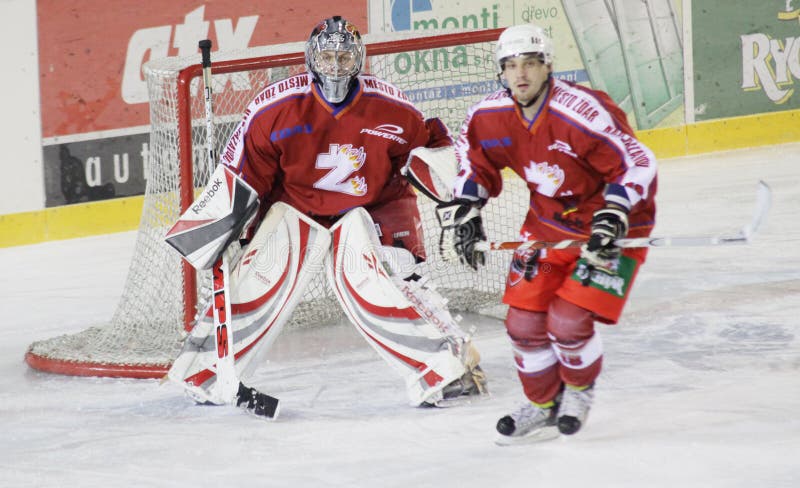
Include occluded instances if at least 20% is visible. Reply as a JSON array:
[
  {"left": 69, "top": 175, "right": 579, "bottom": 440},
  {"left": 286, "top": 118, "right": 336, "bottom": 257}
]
[
  {"left": 476, "top": 180, "right": 772, "bottom": 252},
  {"left": 236, "top": 382, "right": 281, "bottom": 420},
  {"left": 741, "top": 180, "right": 772, "bottom": 242}
]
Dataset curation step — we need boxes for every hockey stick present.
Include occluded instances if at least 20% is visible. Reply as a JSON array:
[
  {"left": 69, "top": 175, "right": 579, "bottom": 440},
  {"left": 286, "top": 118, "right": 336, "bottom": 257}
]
[
  {"left": 200, "top": 40, "right": 237, "bottom": 402},
  {"left": 199, "top": 40, "right": 279, "bottom": 418},
  {"left": 474, "top": 181, "right": 772, "bottom": 252}
]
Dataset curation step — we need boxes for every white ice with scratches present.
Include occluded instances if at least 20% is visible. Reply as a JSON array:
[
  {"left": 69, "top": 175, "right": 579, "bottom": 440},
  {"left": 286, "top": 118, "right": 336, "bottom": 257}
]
[{"left": 1, "top": 143, "right": 798, "bottom": 487}]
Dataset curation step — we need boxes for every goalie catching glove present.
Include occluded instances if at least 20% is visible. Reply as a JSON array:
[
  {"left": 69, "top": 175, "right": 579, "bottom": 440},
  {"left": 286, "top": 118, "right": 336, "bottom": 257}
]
[
  {"left": 436, "top": 199, "right": 487, "bottom": 270},
  {"left": 580, "top": 204, "right": 629, "bottom": 270}
]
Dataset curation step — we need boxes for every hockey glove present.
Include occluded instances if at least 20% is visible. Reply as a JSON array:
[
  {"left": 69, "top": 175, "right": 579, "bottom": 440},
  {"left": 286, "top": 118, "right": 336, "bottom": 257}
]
[
  {"left": 580, "top": 205, "right": 629, "bottom": 271},
  {"left": 436, "top": 199, "right": 487, "bottom": 270}
]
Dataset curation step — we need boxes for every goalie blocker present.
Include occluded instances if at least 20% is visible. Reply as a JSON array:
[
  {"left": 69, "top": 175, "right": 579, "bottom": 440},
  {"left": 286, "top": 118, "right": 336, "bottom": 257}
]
[{"left": 165, "top": 164, "right": 260, "bottom": 270}]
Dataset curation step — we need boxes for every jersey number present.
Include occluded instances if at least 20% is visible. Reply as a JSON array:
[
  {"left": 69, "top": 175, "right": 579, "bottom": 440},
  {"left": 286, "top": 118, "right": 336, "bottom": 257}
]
[{"left": 313, "top": 144, "right": 369, "bottom": 196}]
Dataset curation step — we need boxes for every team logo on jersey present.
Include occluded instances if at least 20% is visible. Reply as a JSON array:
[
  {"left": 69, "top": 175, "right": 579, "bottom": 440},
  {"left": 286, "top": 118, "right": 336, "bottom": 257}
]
[
  {"left": 313, "top": 144, "right": 368, "bottom": 196},
  {"left": 547, "top": 140, "right": 577, "bottom": 158},
  {"left": 360, "top": 124, "right": 408, "bottom": 144},
  {"left": 523, "top": 160, "right": 565, "bottom": 197}
]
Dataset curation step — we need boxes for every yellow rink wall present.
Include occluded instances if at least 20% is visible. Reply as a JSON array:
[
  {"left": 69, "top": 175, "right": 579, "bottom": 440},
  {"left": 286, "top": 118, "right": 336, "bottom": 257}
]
[
  {"left": 639, "top": 109, "right": 800, "bottom": 159},
  {"left": 2, "top": 108, "right": 799, "bottom": 248}
]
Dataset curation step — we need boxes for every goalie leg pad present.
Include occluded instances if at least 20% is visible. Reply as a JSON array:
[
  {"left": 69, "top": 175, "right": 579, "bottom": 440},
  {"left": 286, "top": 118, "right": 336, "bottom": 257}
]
[
  {"left": 327, "top": 207, "right": 483, "bottom": 406},
  {"left": 167, "top": 202, "right": 330, "bottom": 403},
  {"left": 376, "top": 243, "right": 487, "bottom": 394}
]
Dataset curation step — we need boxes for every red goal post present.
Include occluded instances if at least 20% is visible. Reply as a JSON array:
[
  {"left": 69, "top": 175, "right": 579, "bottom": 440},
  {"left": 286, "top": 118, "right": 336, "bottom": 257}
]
[{"left": 25, "top": 28, "right": 528, "bottom": 378}]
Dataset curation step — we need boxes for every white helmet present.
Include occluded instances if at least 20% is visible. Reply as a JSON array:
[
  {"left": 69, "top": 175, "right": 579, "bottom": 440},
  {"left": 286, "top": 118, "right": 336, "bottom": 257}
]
[
  {"left": 495, "top": 24, "right": 553, "bottom": 70},
  {"left": 305, "top": 16, "right": 365, "bottom": 103}
]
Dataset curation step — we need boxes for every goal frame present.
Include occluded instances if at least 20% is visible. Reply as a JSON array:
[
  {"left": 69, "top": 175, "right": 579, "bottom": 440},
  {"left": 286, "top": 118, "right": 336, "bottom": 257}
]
[{"left": 25, "top": 27, "right": 516, "bottom": 379}]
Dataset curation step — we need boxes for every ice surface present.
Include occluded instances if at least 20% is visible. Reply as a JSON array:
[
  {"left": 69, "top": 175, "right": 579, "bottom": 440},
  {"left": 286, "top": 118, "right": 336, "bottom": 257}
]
[{"left": 1, "top": 143, "right": 798, "bottom": 487}]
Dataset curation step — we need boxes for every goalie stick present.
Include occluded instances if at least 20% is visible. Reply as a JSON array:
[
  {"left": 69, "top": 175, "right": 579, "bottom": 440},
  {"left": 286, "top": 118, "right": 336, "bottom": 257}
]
[
  {"left": 475, "top": 181, "right": 772, "bottom": 252},
  {"left": 198, "top": 39, "right": 279, "bottom": 419}
]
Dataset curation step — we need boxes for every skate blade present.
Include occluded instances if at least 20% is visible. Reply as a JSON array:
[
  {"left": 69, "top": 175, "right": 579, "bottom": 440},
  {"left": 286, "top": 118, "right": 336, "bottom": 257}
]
[{"left": 494, "top": 426, "right": 560, "bottom": 446}]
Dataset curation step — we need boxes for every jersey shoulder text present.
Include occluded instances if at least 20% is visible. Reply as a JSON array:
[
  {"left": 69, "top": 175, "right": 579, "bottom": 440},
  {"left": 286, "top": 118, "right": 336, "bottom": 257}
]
[
  {"left": 246, "top": 73, "right": 312, "bottom": 112},
  {"left": 548, "top": 79, "right": 619, "bottom": 134},
  {"left": 468, "top": 89, "right": 515, "bottom": 116},
  {"left": 459, "top": 89, "right": 514, "bottom": 138},
  {"left": 359, "top": 75, "right": 420, "bottom": 113},
  {"left": 220, "top": 74, "right": 312, "bottom": 168}
]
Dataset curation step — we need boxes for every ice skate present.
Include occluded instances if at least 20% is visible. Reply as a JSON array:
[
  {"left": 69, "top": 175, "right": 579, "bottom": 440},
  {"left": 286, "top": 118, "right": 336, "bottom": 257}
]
[
  {"left": 421, "top": 365, "right": 489, "bottom": 408},
  {"left": 557, "top": 384, "right": 594, "bottom": 435},
  {"left": 494, "top": 401, "right": 559, "bottom": 445}
]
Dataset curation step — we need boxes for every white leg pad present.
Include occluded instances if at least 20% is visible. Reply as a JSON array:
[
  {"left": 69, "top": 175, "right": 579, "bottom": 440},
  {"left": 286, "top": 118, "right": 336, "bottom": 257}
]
[
  {"left": 167, "top": 202, "right": 330, "bottom": 403},
  {"left": 327, "top": 207, "right": 470, "bottom": 406}
]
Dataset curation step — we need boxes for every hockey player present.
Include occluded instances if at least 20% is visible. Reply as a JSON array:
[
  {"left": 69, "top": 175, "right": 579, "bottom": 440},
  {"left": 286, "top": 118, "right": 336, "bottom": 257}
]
[
  {"left": 439, "top": 24, "right": 657, "bottom": 443},
  {"left": 165, "top": 16, "right": 487, "bottom": 415}
]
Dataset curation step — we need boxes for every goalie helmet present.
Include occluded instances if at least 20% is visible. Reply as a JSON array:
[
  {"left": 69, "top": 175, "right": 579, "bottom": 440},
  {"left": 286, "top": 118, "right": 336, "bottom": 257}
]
[
  {"left": 495, "top": 24, "right": 554, "bottom": 71},
  {"left": 305, "top": 16, "right": 365, "bottom": 103}
]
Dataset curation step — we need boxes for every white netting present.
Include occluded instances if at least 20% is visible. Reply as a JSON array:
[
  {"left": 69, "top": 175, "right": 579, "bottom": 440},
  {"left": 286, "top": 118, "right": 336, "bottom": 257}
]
[{"left": 26, "top": 29, "right": 527, "bottom": 377}]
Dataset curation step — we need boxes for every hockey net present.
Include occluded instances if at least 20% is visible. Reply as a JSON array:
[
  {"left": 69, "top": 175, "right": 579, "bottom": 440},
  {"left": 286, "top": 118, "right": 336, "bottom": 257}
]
[{"left": 25, "top": 28, "right": 529, "bottom": 378}]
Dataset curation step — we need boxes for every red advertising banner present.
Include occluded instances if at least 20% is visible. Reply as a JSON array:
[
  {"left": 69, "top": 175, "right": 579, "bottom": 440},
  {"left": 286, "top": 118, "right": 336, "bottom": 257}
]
[
  {"left": 37, "top": 1, "right": 365, "bottom": 206},
  {"left": 38, "top": 0, "right": 366, "bottom": 137}
]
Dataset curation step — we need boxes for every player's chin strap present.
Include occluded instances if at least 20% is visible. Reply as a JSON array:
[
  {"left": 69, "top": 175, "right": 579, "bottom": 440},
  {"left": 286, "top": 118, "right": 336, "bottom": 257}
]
[
  {"left": 497, "top": 73, "right": 552, "bottom": 109},
  {"left": 518, "top": 81, "right": 549, "bottom": 108},
  {"left": 520, "top": 74, "right": 551, "bottom": 109}
]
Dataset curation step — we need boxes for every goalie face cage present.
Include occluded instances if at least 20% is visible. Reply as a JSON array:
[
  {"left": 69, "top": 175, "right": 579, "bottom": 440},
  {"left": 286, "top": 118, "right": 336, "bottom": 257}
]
[{"left": 25, "top": 28, "right": 530, "bottom": 378}]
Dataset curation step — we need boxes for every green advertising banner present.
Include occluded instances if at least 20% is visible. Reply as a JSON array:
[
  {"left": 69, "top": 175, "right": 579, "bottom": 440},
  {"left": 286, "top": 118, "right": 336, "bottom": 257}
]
[
  {"left": 368, "top": 0, "right": 685, "bottom": 130},
  {"left": 693, "top": 1, "right": 800, "bottom": 120}
]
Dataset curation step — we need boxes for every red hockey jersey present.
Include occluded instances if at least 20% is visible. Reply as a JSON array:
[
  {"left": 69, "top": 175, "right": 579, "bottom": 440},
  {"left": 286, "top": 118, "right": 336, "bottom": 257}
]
[
  {"left": 454, "top": 77, "right": 657, "bottom": 242},
  {"left": 220, "top": 73, "right": 448, "bottom": 219}
]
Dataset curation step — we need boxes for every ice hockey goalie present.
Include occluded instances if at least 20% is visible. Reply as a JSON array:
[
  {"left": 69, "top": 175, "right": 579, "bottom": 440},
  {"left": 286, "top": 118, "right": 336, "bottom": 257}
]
[{"left": 163, "top": 16, "right": 488, "bottom": 412}]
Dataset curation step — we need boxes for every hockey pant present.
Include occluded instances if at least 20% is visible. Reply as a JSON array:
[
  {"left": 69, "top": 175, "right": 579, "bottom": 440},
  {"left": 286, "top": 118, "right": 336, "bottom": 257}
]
[{"left": 167, "top": 203, "right": 478, "bottom": 406}]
